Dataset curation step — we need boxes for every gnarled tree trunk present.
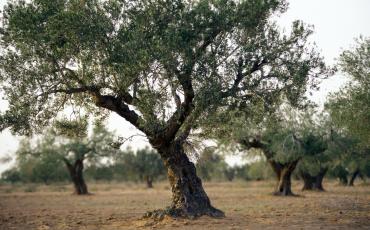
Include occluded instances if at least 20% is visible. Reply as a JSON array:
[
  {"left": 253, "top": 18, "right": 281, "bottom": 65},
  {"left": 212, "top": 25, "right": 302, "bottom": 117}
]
[
  {"left": 269, "top": 160, "right": 299, "bottom": 196},
  {"left": 300, "top": 171, "right": 315, "bottom": 191},
  {"left": 348, "top": 169, "right": 360, "bottom": 186},
  {"left": 146, "top": 141, "right": 224, "bottom": 219},
  {"left": 64, "top": 158, "right": 89, "bottom": 195},
  {"left": 300, "top": 168, "right": 327, "bottom": 191}
]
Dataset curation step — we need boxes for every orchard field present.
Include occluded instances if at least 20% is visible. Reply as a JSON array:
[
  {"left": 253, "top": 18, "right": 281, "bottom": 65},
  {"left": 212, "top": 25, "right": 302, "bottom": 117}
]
[{"left": 1, "top": 181, "right": 369, "bottom": 230}]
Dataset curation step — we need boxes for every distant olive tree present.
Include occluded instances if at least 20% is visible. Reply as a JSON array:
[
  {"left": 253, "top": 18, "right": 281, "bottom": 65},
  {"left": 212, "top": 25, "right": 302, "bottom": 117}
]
[
  {"left": 133, "top": 147, "right": 166, "bottom": 188},
  {"left": 325, "top": 37, "right": 370, "bottom": 186}
]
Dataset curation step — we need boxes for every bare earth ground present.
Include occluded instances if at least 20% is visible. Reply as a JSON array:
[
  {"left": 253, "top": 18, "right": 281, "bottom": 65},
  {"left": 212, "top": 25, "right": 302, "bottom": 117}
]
[{"left": 0, "top": 180, "right": 369, "bottom": 230}]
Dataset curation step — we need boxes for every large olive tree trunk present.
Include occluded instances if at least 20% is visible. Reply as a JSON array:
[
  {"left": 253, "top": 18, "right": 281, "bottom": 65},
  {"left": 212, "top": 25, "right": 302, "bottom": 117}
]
[
  {"left": 300, "top": 168, "right": 327, "bottom": 191},
  {"left": 63, "top": 158, "right": 89, "bottom": 195},
  {"left": 269, "top": 160, "right": 299, "bottom": 196},
  {"left": 146, "top": 141, "right": 224, "bottom": 219}
]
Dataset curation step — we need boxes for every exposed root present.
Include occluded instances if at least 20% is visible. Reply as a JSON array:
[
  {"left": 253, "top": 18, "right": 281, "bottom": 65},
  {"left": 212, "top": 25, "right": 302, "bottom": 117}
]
[{"left": 143, "top": 205, "right": 225, "bottom": 221}]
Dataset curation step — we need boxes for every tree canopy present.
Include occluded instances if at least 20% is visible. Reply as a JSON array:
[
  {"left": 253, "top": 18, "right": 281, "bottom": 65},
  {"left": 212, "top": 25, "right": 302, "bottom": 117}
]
[{"left": 0, "top": 0, "right": 329, "bottom": 142}]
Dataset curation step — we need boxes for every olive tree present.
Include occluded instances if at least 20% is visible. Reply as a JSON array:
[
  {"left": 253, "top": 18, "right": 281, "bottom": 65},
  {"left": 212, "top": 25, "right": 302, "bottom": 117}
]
[
  {"left": 132, "top": 147, "right": 166, "bottom": 188},
  {"left": 204, "top": 106, "right": 329, "bottom": 196},
  {"left": 325, "top": 36, "right": 370, "bottom": 186},
  {"left": 7, "top": 119, "right": 119, "bottom": 194},
  {"left": 0, "top": 0, "right": 329, "bottom": 218},
  {"left": 55, "top": 119, "right": 119, "bottom": 194}
]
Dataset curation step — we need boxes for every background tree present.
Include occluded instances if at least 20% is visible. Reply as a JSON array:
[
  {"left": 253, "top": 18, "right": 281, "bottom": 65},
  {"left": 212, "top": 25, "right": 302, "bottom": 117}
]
[
  {"left": 326, "top": 37, "right": 370, "bottom": 148},
  {"left": 0, "top": 0, "right": 330, "bottom": 218},
  {"left": 326, "top": 130, "right": 369, "bottom": 186},
  {"left": 54, "top": 119, "right": 119, "bottom": 194},
  {"left": 132, "top": 147, "right": 166, "bottom": 188},
  {"left": 0, "top": 137, "right": 69, "bottom": 184},
  {"left": 297, "top": 134, "right": 329, "bottom": 191},
  {"left": 325, "top": 36, "right": 370, "bottom": 186},
  {"left": 205, "top": 105, "right": 326, "bottom": 196},
  {"left": 196, "top": 147, "right": 229, "bottom": 181},
  {"left": 1, "top": 119, "right": 120, "bottom": 194}
]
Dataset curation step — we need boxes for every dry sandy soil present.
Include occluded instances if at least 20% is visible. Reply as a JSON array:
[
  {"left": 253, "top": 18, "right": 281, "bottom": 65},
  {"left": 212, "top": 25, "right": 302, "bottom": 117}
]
[{"left": 0, "top": 180, "right": 369, "bottom": 230}]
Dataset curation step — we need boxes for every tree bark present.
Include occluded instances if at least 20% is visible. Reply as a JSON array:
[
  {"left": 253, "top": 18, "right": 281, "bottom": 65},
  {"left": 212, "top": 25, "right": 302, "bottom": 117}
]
[
  {"left": 269, "top": 160, "right": 299, "bottom": 196},
  {"left": 300, "top": 168, "right": 327, "bottom": 191},
  {"left": 146, "top": 141, "right": 224, "bottom": 219},
  {"left": 64, "top": 159, "right": 89, "bottom": 195},
  {"left": 348, "top": 169, "right": 360, "bottom": 186},
  {"left": 300, "top": 171, "right": 315, "bottom": 191},
  {"left": 314, "top": 168, "right": 327, "bottom": 191},
  {"left": 146, "top": 175, "right": 153, "bottom": 188}
]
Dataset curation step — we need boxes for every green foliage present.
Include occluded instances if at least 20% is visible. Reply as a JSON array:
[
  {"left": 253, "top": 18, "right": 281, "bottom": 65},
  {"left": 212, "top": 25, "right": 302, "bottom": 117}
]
[
  {"left": 31, "top": 153, "right": 70, "bottom": 184},
  {"left": 1, "top": 168, "right": 22, "bottom": 183},
  {"left": 247, "top": 160, "right": 274, "bottom": 180},
  {"left": 85, "top": 166, "right": 114, "bottom": 181},
  {"left": 196, "top": 148, "right": 228, "bottom": 181},
  {"left": 0, "top": 0, "right": 330, "bottom": 157},
  {"left": 133, "top": 147, "right": 166, "bottom": 182},
  {"left": 1, "top": 120, "right": 119, "bottom": 184},
  {"left": 109, "top": 147, "right": 166, "bottom": 182},
  {"left": 326, "top": 36, "right": 370, "bottom": 148}
]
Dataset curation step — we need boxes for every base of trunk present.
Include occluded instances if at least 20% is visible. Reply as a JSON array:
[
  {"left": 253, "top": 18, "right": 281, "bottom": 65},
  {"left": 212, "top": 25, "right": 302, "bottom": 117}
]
[
  {"left": 152, "top": 141, "right": 225, "bottom": 220},
  {"left": 273, "top": 190, "right": 296, "bottom": 196},
  {"left": 73, "top": 191, "right": 91, "bottom": 195},
  {"left": 301, "top": 171, "right": 326, "bottom": 192},
  {"left": 144, "top": 205, "right": 224, "bottom": 220}
]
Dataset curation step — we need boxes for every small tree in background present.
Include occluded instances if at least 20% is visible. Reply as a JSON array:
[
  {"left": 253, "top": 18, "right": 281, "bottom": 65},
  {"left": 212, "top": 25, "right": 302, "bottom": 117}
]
[
  {"left": 110, "top": 147, "right": 166, "bottom": 187},
  {"left": 326, "top": 130, "right": 369, "bottom": 186},
  {"left": 205, "top": 105, "right": 326, "bottom": 196},
  {"left": 297, "top": 135, "right": 329, "bottom": 191},
  {"left": 133, "top": 148, "right": 166, "bottom": 188},
  {"left": 196, "top": 147, "right": 228, "bottom": 182},
  {"left": 54, "top": 119, "right": 120, "bottom": 194},
  {"left": 3, "top": 119, "right": 120, "bottom": 194}
]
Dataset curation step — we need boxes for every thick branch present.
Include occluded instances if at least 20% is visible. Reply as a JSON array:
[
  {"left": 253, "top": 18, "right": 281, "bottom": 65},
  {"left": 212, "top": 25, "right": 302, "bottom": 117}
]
[{"left": 92, "top": 92, "right": 149, "bottom": 135}]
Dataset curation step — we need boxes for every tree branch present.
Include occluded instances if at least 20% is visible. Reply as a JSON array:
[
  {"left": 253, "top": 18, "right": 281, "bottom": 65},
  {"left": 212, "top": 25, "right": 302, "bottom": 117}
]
[{"left": 91, "top": 92, "right": 149, "bottom": 135}]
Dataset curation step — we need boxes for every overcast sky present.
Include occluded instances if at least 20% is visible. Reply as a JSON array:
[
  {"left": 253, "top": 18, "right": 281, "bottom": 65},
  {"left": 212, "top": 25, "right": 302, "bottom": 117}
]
[{"left": 1, "top": 0, "right": 370, "bottom": 173}]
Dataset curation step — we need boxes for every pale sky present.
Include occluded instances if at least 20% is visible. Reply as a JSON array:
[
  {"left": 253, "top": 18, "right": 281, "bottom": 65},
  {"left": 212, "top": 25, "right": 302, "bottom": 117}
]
[{"left": 1, "top": 0, "right": 370, "bottom": 173}]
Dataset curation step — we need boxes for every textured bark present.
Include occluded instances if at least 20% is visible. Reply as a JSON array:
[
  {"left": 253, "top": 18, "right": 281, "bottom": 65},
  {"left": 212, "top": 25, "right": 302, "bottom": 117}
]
[
  {"left": 64, "top": 159, "right": 89, "bottom": 195},
  {"left": 146, "top": 176, "right": 153, "bottom": 188},
  {"left": 348, "top": 170, "right": 360, "bottom": 186},
  {"left": 146, "top": 141, "right": 224, "bottom": 219},
  {"left": 269, "top": 160, "right": 299, "bottom": 196},
  {"left": 300, "top": 168, "right": 327, "bottom": 191}
]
